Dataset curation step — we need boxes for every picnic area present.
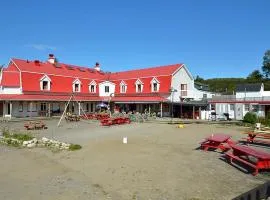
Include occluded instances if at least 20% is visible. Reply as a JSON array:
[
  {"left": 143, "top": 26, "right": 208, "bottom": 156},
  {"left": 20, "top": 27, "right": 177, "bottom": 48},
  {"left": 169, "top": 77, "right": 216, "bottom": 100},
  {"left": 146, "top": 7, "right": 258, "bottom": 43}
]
[{"left": 0, "top": 119, "right": 269, "bottom": 200}]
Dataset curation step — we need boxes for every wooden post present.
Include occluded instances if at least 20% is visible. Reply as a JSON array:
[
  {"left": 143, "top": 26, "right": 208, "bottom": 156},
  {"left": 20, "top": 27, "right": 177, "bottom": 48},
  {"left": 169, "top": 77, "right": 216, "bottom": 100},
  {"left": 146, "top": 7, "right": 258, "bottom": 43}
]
[
  {"left": 30, "top": 102, "right": 32, "bottom": 118},
  {"left": 160, "top": 102, "right": 163, "bottom": 118},
  {"left": 148, "top": 104, "right": 151, "bottom": 114},
  {"left": 10, "top": 102, "right": 12, "bottom": 119},
  {"left": 193, "top": 105, "right": 195, "bottom": 119},
  {"left": 78, "top": 102, "right": 81, "bottom": 116},
  {"left": 48, "top": 103, "right": 51, "bottom": 117},
  {"left": 199, "top": 106, "right": 201, "bottom": 120}
]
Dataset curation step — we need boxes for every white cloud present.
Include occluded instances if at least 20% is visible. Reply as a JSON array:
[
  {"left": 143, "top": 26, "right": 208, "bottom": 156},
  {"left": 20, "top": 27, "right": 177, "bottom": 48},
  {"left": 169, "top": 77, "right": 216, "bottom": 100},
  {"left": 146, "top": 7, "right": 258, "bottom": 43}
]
[{"left": 26, "top": 44, "right": 57, "bottom": 51}]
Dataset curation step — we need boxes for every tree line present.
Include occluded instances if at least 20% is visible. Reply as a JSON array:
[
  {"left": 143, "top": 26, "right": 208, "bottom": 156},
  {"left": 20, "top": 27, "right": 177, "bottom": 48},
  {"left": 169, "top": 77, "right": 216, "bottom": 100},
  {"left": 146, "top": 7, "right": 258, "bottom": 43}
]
[{"left": 195, "top": 50, "right": 270, "bottom": 94}]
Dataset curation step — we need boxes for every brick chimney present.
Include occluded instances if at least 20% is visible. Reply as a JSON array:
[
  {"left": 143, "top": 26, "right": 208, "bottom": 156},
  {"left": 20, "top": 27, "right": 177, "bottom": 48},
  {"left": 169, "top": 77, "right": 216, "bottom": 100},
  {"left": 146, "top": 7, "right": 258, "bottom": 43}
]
[
  {"left": 94, "top": 62, "right": 100, "bottom": 71},
  {"left": 48, "top": 54, "right": 56, "bottom": 64}
]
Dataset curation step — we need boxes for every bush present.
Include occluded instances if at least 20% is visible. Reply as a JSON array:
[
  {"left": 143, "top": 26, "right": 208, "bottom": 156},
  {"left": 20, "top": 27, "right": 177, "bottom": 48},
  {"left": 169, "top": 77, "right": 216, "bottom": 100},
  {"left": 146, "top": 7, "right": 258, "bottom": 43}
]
[
  {"left": 69, "top": 144, "right": 82, "bottom": 151},
  {"left": 243, "top": 112, "right": 257, "bottom": 124}
]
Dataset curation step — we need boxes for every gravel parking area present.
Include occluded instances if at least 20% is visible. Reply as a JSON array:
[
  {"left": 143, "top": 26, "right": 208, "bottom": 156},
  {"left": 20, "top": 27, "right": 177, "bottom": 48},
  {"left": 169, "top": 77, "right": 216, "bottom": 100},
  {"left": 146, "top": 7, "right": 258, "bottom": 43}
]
[{"left": 0, "top": 119, "right": 269, "bottom": 199}]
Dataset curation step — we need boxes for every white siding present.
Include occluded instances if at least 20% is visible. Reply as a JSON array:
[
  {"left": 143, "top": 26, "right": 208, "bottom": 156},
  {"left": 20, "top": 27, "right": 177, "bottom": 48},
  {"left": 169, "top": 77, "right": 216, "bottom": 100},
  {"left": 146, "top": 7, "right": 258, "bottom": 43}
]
[
  {"left": 99, "top": 81, "right": 115, "bottom": 97},
  {"left": 1, "top": 87, "right": 22, "bottom": 94}
]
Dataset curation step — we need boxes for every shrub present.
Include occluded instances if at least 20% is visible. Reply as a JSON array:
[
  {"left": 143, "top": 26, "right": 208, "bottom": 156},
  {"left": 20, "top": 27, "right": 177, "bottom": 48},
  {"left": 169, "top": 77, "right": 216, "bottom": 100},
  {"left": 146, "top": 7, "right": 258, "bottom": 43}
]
[
  {"left": 69, "top": 144, "right": 82, "bottom": 151},
  {"left": 243, "top": 112, "right": 257, "bottom": 124}
]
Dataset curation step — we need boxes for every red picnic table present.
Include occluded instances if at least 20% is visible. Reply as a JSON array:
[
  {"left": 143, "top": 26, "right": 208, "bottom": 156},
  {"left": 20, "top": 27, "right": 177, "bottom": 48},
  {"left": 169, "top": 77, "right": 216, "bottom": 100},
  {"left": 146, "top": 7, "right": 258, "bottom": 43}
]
[
  {"left": 226, "top": 144, "right": 270, "bottom": 175},
  {"left": 200, "top": 134, "right": 234, "bottom": 152},
  {"left": 242, "top": 131, "right": 270, "bottom": 145}
]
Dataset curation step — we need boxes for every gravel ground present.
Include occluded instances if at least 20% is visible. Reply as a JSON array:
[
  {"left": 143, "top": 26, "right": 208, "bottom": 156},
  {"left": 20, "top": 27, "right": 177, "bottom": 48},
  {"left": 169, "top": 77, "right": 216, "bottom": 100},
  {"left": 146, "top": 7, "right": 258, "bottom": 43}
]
[{"left": 0, "top": 119, "right": 269, "bottom": 200}]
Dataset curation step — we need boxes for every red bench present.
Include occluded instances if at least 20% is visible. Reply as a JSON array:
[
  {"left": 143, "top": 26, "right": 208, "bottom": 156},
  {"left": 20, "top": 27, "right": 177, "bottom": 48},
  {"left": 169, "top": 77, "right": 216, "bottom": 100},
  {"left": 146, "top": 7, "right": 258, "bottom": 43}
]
[
  {"left": 242, "top": 131, "right": 270, "bottom": 146},
  {"left": 100, "top": 117, "right": 131, "bottom": 126},
  {"left": 225, "top": 144, "right": 270, "bottom": 175},
  {"left": 200, "top": 134, "right": 235, "bottom": 152}
]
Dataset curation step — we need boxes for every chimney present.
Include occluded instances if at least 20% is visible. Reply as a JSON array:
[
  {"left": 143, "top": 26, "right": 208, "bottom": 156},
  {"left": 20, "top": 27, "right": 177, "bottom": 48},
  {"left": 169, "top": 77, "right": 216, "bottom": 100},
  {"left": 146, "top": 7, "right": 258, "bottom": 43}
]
[
  {"left": 94, "top": 62, "right": 100, "bottom": 71},
  {"left": 48, "top": 54, "right": 56, "bottom": 64},
  {"left": 34, "top": 60, "right": 41, "bottom": 66}
]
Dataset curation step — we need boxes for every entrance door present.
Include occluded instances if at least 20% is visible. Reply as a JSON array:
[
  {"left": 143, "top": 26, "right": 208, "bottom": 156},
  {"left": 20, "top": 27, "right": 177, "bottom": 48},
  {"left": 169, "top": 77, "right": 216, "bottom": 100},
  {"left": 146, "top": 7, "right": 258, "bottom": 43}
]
[
  {"left": 0, "top": 102, "right": 3, "bottom": 116},
  {"left": 7, "top": 102, "right": 11, "bottom": 115}
]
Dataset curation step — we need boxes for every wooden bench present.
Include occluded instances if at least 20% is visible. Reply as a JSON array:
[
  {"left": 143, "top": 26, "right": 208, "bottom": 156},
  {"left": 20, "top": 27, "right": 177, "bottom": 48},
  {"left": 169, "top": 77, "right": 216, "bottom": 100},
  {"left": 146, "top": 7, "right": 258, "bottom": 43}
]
[
  {"left": 225, "top": 144, "right": 270, "bottom": 175},
  {"left": 242, "top": 131, "right": 270, "bottom": 145}
]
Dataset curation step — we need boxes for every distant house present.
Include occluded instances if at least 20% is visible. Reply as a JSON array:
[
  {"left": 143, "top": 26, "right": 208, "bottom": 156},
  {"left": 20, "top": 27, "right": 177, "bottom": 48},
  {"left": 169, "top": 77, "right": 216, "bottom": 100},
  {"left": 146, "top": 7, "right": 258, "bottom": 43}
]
[
  {"left": 0, "top": 54, "right": 213, "bottom": 119},
  {"left": 209, "top": 83, "right": 270, "bottom": 120}
]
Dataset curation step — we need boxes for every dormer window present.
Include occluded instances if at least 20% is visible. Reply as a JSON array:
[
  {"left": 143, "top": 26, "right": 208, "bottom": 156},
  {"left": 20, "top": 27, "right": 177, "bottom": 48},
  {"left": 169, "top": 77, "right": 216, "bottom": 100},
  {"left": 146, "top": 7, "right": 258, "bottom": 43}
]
[
  {"left": 120, "top": 80, "right": 127, "bottom": 93},
  {"left": 135, "top": 79, "right": 144, "bottom": 93},
  {"left": 105, "top": 86, "right": 110, "bottom": 93},
  {"left": 151, "top": 77, "right": 160, "bottom": 92},
  {"left": 73, "top": 78, "right": 81, "bottom": 92},
  {"left": 40, "top": 74, "right": 51, "bottom": 91},
  {"left": 89, "top": 80, "right": 97, "bottom": 93}
]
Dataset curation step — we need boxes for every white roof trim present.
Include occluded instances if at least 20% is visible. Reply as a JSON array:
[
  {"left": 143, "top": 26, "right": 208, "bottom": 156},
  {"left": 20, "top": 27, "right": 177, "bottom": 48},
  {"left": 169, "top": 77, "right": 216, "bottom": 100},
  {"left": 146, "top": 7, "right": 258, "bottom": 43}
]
[
  {"left": 89, "top": 80, "right": 97, "bottom": 85},
  {"left": 120, "top": 80, "right": 127, "bottom": 85},
  {"left": 150, "top": 77, "right": 160, "bottom": 83},
  {"left": 40, "top": 74, "right": 51, "bottom": 81},
  {"left": 73, "top": 78, "right": 81, "bottom": 84},
  {"left": 135, "top": 78, "right": 143, "bottom": 85},
  {"left": 99, "top": 80, "right": 116, "bottom": 85}
]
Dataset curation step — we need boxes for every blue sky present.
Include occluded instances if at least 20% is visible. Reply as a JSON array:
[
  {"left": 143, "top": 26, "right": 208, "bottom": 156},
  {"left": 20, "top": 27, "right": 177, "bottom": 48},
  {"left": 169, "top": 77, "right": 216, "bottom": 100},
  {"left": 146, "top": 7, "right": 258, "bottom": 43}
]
[{"left": 0, "top": 0, "right": 269, "bottom": 78}]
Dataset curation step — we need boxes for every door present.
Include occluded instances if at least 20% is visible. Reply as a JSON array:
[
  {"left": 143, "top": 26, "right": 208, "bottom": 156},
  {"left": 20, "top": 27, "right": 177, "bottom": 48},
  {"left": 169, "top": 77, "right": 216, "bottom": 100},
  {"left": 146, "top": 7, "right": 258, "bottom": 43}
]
[{"left": 0, "top": 102, "right": 3, "bottom": 116}]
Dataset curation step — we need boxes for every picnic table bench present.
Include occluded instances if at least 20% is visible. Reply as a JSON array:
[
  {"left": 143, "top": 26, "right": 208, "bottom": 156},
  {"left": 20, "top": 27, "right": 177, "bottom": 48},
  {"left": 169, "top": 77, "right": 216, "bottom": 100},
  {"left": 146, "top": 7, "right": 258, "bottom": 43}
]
[
  {"left": 226, "top": 144, "right": 270, "bottom": 175},
  {"left": 200, "top": 134, "right": 235, "bottom": 152},
  {"left": 242, "top": 131, "right": 270, "bottom": 145},
  {"left": 24, "top": 121, "right": 47, "bottom": 130},
  {"left": 100, "top": 117, "right": 131, "bottom": 126},
  {"left": 65, "top": 114, "right": 80, "bottom": 122}
]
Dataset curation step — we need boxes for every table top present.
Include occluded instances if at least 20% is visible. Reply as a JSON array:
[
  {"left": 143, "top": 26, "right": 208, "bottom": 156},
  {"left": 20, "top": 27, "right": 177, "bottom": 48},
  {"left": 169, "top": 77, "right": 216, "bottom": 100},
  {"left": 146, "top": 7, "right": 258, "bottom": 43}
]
[
  {"left": 206, "top": 134, "right": 231, "bottom": 143},
  {"left": 231, "top": 144, "right": 270, "bottom": 160}
]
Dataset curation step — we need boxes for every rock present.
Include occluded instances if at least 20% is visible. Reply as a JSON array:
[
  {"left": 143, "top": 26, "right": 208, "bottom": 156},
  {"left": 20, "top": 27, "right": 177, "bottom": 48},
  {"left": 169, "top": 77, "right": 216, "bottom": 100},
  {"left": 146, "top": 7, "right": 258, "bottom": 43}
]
[
  {"left": 23, "top": 141, "right": 29, "bottom": 146},
  {"left": 27, "top": 143, "right": 36, "bottom": 148},
  {"left": 41, "top": 137, "right": 49, "bottom": 143},
  {"left": 32, "top": 138, "right": 38, "bottom": 144}
]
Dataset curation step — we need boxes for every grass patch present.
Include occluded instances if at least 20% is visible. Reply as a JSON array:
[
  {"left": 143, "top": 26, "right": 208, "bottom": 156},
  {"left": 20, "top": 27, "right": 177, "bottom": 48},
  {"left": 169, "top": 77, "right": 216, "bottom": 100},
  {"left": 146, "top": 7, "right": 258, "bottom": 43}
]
[
  {"left": 69, "top": 144, "right": 82, "bottom": 151},
  {"left": 3, "top": 132, "right": 33, "bottom": 141}
]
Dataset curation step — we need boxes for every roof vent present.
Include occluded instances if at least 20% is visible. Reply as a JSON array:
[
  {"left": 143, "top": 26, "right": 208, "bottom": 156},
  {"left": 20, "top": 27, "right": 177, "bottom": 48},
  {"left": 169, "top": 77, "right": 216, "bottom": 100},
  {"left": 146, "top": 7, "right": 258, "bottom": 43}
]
[
  {"left": 48, "top": 54, "right": 56, "bottom": 64},
  {"left": 34, "top": 60, "right": 41, "bottom": 66},
  {"left": 94, "top": 62, "right": 100, "bottom": 71}
]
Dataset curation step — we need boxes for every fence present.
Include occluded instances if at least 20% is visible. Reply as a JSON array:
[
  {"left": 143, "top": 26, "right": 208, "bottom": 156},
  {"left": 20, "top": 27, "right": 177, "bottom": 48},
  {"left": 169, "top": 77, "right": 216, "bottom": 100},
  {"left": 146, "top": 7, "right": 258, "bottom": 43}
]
[{"left": 232, "top": 180, "right": 270, "bottom": 200}]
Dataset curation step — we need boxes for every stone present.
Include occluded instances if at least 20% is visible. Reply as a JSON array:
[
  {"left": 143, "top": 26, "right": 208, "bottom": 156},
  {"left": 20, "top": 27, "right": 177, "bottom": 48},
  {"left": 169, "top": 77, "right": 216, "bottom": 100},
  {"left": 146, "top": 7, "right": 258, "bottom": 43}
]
[
  {"left": 23, "top": 141, "right": 29, "bottom": 146},
  {"left": 27, "top": 143, "right": 36, "bottom": 148},
  {"left": 32, "top": 138, "right": 38, "bottom": 144},
  {"left": 41, "top": 137, "right": 49, "bottom": 143}
]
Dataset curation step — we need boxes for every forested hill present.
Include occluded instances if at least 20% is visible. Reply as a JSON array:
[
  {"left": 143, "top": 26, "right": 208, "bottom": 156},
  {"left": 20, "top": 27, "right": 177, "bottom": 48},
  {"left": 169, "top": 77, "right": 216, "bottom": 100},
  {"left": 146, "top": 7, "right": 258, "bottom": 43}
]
[
  {"left": 196, "top": 77, "right": 270, "bottom": 94},
  {"left": 195, "top": 50, "right": 270, "bottom": 94}
]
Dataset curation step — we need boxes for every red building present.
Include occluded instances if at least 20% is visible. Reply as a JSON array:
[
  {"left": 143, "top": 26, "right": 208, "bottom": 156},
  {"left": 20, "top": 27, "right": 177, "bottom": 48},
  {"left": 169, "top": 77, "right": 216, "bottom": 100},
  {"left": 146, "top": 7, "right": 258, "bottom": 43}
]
[{"left": 0, "top": 54, "right": 212, "bottom": 118}]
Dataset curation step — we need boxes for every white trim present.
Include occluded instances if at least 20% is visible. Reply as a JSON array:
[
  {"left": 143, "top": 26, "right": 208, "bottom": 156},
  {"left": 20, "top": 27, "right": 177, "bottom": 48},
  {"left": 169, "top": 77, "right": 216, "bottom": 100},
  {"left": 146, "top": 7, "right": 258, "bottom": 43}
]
[
  {"left": 172, "top": 64, "right": 193, "bottom": 80},
  {"left": 120, "top": 80, "right": 127, "bottom": 93},
  {"left": 151, "top": 77, "right": 160, "bottom": 92},
  {"left": 72, "top": 78, "right": 81, "bottom": 92},
  {"left": 89, "top": 80, "right": 97, "bottom": 85},
  {"left": 40, "top": 74, "right": 51, "bottom": 81},
  {"left": 99, "top": 80, "right": 115, "bottom": 85},
  {"left": 135, "top": 79, "right": 144, "bottom": 93}
]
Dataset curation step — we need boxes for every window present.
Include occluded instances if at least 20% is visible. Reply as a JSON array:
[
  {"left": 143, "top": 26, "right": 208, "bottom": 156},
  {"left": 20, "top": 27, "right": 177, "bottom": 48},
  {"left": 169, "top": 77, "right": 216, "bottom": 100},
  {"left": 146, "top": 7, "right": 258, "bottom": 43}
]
[
  {"left": 153, "top": 83, "right": 158, "bottom": 92},
  {"left": 19, "top": 102, "right": 23, "bottom": 112},
  {"left": 244, "top": 104, "right": 249, "bottom": 111},
  {"left": 120, "top": 80, "right": 127, "bottom": 93},
  {"left": 89, "top": 80, "right": 97, "bottom": 93},
  {"left": 135, "top": 79, "right": 144, "bottom": 93},
  {"left": 137, "top": 84, "right": 142, "bottom": 93},
  {"left": 252, "top": 105, "right": 259, "bottom": 112},
  {"left": 203, "top": 94, "right": 207, "bottom": 99},
  {"left": 74, "top": 84, "right": 79, "bottom": 92},
  {"left": 230, "top": 104, "right": 235, "bottom": 111},
  {"left": 121, "top": 85, "right": 126, "bottom": 93},
  {"left": 151, "top": 77, "right": 160, "bottom": 92},
  {"left": 90, "top": 85, "right": 95, "bottom": 93},
  {"left": 105, "top": 86, "right": 110, "bottom": 93},
  {"left": 73, "top": 79, "right": 81, "bottom": 92},
  {"left": 180, "top": 84, "right": 187, "bottom": 96},
  {"left": 86, "top": 103, "right": 89, "bottom": 112},
  {"left": 40, "top": 75, "right": 51, "bottom": 91},
  {"left": 42, "top": 81, "right": 49, "bottom": 90},
  {"left": 27, "top": 102, "right": 37, "bottom": 112},
  {"left": 40, "top": 103, "right": 46, "bottom": 111}
]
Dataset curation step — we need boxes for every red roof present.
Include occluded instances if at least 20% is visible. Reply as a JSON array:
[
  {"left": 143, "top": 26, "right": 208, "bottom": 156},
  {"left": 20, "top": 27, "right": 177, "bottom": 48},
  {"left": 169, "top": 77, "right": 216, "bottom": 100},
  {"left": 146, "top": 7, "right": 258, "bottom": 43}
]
[
  {"left": 12, "top": 58, "right": 105, "bottom": 80},
  {"left": 109, "top": 64, "right": 182, "bottom": 80},
  {"left": 0, "top": 71, "right": 20, "bottom": 87}
]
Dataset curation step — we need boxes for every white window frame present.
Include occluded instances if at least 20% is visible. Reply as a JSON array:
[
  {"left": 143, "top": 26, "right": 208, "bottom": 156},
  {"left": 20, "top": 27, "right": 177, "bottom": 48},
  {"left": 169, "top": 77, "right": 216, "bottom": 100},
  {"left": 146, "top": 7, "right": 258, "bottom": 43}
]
[
  {"left": 150, "top": 77, "right": 160, "bottom": 92},
  {"left": 73, "top": 78, "right": 81, "bottom": 92},
  {"left": 40, "top": 74, "right": 51, "bottom": 91},
  {"left": 89, "top": 80, "right": 97, "bottom": 93},
  {"left": 120, "top": 80, "right": 127, "bottom": 93},
  {"left": 135, "top": 79, "right": 144, "bottom": 93}
]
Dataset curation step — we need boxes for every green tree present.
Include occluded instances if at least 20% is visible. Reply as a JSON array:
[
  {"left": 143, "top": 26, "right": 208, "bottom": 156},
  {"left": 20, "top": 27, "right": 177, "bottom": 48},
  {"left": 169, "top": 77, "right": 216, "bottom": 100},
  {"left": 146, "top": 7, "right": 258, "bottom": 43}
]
[
  {"left": 194, "top": 75, "right": 204, "bottom": 82},
  {"left": 262, "top": 50, "right": 270, "bottom": 78},
  {"left": 247, "top": 70, "right": 263, "bottom": 82}
]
